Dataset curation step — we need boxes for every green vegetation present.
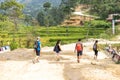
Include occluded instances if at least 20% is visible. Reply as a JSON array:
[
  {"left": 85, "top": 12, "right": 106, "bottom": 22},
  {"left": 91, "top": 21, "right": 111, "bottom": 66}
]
[
  {"left": 0, "top": 0, "right": 120, "bottom": 50},
  {"left": 37, "top": 0, "right": 79, "bottom": 26},
  {"left": 17, "top": 0, "right": 120, "bottom": 26},
  {"left": 0, "top": 23, "right": 112, "bottom": 49},
  {"left": 79, "top": 0, "right": 120, "bottom": 19}
]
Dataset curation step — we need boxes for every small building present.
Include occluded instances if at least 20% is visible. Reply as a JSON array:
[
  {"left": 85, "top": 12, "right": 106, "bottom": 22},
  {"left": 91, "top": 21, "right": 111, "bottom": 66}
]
[{"left": 106, "top": 14, "right": 120, "bottom": 22}]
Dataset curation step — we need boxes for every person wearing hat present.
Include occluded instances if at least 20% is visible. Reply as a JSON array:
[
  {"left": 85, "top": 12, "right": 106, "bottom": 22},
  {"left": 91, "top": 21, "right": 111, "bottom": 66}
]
[{"left": 33, "top": 37, "right": 41, "bottom": 64}]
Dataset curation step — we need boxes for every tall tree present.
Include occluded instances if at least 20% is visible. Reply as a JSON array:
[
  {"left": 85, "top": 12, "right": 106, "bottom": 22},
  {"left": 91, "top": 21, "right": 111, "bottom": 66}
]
[
  {"left": 37, "top": 11, "right": 44, "bottom": 26},
  {"left": 49, "top": 7, "right": 64, "bottom": 25},
  {"left": 0, "top": 0, "right": 23, "bottom": 30},
  {"left": 43, "top": 2, "right": 51, "bottom": 34},
  {"left": 43, "top": 2, "right": 51, "bottom": 12},
  {"left": 24, "top": 14, "right": 32, "bottom": 26},
  {"left": 60, "top": 0, "right": 79, "bottom": 17},
  {"left": 37, "top": 0, "right": 80, "bottom": 26},
  {"left": 43, "top": 2, "right": 51, "bottom": 27}
]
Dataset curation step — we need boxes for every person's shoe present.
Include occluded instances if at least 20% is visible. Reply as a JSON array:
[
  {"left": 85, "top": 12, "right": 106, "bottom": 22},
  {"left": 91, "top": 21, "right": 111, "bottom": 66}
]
[
  {"left": 32, "top": 60, "right": 35, "bottom": 64},
  {"left": 57, "top": 58, "right": 60, "bottom": 61},
  {"left": 77, "top": 60, "right": 80, "bottom": 63},
  {"left": 36, "top": 60, "right": 39, "bottom": 63}
]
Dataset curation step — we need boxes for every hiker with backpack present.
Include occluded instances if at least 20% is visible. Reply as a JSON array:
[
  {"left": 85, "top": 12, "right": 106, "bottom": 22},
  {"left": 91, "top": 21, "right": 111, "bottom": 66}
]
[
  {"left": 93, "top": 40, "right": 98, "bottom": 60},
  {"left": 74, "top": 39, "right": 83, "bottom": 63},
  {"left": 53, "top": 40, "right": 62, "bottom": 61},
  {"left": 32, "top": 37, "right": 41, "bottom": 64}
]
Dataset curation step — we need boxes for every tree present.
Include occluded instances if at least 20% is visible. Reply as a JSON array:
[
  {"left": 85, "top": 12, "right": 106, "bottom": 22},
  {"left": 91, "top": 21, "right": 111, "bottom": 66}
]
[
  {"left": 0, "top": 0, "right": 24, "bottom": 41},
  {"left": 37, "top": 0, "right": 80, "bottom": 26},
  {"left": 37, "top": 11, "right": 44, "bottom": 26},
  {"left": 43, "top": 2, "right": 51, "bottom": 33},
  {"left": 24, "top": 14, "right": 32, "bottom": 26},
  {"left": 49, "top": 7, "right": 65, "bottom": 25},
  {"left": 0, "top": 0, "right": 24, "bottom": 31},
  {"left": 43, "top": 2, "right": 51, "bottom": 11},
  {"left": 43, "top": 2, "right": 51, "bottom": 27},
  {"left": 0, "top": 14, "right": 8, "bottom": 21}
]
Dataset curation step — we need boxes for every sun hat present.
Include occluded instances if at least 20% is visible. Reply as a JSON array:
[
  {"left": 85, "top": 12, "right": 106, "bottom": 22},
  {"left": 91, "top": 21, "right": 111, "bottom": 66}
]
[{"left": 37, "top": 37, "right": 40, "bottom": 40}]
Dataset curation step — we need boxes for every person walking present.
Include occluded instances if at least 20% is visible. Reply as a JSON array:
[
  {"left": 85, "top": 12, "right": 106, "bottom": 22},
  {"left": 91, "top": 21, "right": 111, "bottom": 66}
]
[
  {"left": 93, "top": 40, "right": 98, "bottom": 60},
  {"left": 32, "top": 37, "right": 41, "bottom": 64},
  {"left": 53, "top": 40, "right": 62, "bottom": 61},
  {"left": 74, "top": 39, "right": 83, "bottom": 63}
]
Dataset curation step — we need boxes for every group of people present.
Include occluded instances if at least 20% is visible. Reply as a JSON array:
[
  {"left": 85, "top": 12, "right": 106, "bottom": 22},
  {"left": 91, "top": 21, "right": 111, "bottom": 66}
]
[
  {"left": 106, "top": 44, "right": 118, "bottom": 59},
  {"left": 32, "top": 37, "right": 99, "bottom": 64},
  {"left": 75, "top": 39, "right": 99, "bottom": 63}
]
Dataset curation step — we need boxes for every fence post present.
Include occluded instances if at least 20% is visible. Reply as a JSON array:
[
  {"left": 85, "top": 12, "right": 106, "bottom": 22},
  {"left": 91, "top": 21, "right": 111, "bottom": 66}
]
[{"left": 112, "top": 20, "right": 115, "bottom": 35}]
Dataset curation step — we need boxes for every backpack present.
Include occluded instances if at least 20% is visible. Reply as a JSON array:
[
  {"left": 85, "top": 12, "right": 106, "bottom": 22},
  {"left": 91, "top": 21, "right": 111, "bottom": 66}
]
[
  {"left": 93, "top": 44, "right": 97, "bottom": 50},
  {"left": 34, "top": 41, "right": 38, "bottom": 49},
  {"left": 76, "top": 43, "right": 82, "bottom": 51},
  {"left": 53, "top": 44, "right": 61, "bottom": 52}
]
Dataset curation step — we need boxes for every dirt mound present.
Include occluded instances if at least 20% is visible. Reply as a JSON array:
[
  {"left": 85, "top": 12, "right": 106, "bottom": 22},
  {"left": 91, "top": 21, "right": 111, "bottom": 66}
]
[{"left": 0, "top": 48, "right": 34, "bottom": 61}]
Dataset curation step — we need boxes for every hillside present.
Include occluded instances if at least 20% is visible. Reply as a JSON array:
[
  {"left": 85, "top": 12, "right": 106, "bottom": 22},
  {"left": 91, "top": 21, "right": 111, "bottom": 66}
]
[
  {"left": 0, "top": 0, "right": 62, "bottom": 21},
  {"left": 62, "top": 5, "right": 95, "bottom": 26},
  {"left": 18, "top": 0, "right": 61, "bottom": 16}
]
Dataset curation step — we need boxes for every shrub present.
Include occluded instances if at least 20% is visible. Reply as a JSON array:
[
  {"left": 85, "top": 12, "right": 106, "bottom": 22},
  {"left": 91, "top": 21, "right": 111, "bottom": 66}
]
[
  {"left": 10, "top": 40, "right": 18, "bottom": 50},
  {"left": 99, "top": 33, "right": 110, "bottom": 39},
  {"left": 85, "top": 20, "right": 111, "bottom": 29}
]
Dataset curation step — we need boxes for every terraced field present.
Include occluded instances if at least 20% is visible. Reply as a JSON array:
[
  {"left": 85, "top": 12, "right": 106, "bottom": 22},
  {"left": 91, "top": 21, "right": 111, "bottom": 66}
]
[{"left": 0, "top": 26, "right": 106, "bottom": 48}]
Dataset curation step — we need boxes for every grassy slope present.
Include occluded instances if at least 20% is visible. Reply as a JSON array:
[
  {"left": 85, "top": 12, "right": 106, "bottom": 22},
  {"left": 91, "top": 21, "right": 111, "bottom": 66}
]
[{"left": 0, "top": 26, "right": 106, "bottom": 48}]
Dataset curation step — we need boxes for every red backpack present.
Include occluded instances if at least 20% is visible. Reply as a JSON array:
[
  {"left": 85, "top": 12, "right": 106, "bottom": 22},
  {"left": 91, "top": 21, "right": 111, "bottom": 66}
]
[{"left": 76, "top": 43, "right": 82, "bottom": 51}]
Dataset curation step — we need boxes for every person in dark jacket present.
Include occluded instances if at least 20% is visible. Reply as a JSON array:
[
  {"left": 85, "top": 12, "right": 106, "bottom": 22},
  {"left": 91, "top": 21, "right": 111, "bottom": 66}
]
[
  {"left": 53, "top": 40, "right": 62, "bottom": 61},
  {"left": 93, "top": 40, "right": 98, "bottom": 60}
]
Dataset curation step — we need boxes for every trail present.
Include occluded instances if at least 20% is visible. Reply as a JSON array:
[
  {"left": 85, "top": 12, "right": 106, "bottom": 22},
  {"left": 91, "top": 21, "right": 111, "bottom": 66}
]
[
  {"left": 0, "top": 39, "right": 120, "bottom": 80},
  {"left": 0, "top": 60, "right": 64, "bottom": 80}
]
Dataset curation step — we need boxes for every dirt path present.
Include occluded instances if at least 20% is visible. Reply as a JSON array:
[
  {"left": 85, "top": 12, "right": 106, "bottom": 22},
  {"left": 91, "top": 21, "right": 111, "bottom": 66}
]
[
  {"left": 0, "top": 60, "right": 64, "bottom": 80},
  {"left": 0, "top": 40, "right": 120, "bottom": 80},
  {"left": 62, "top": 40, "right": 120, "bottom": 80}
]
